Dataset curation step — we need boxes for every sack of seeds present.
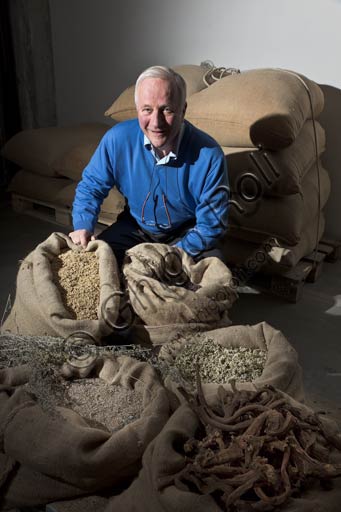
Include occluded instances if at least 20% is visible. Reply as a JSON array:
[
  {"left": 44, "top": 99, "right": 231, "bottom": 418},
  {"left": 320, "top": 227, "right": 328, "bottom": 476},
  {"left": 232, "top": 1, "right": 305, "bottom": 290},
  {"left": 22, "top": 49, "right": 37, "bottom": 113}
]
[
  {"left": 2, "top": 232, "right": 121, "bottom": 341},
  {"left": 159, "top": 321, "right": 304, "bottom": 404},
  {"left": 105, "top": 389, "right": 341, "bottom": 512},
  {"left": 0, "top": 354, "right": 170, "bottom": 509},
  {"left": 122, "top": 243, "right": 237, "bottom": 341}
]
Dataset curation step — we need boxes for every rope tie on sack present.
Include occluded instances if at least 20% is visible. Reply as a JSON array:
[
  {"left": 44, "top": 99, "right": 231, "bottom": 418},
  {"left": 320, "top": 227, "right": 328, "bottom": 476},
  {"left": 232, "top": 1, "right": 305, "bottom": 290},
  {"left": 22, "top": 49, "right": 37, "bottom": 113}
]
[{"left": 201, "top": 60, "right": 241, "bottom": 86}]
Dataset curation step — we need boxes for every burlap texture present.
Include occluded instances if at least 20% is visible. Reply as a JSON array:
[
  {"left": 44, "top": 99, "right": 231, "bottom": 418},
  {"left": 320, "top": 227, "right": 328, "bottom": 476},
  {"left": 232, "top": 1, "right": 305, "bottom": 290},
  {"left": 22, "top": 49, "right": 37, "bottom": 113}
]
[
  {"left": 104, "top": 64, "right": 209, "bottom": 122},
  {"left": 265, "top": 213, "right": 325, "bottom": 272},
  {"left": 186, "top": 68, "right": 324, "bottom": 150},
  {"left": 221, "top": 213, "right": 325, "bottom": 273},
  {"left": 2, "top": 123, "right": 109, "bottom": 177},
  {"left": 228, "top": 162, "right": 330, "bottom": 246},
  {"left": 8, "top": 170, "right": 71, "bottom": 203},
  {"left": 104, "top": 399, "right": 341, "bottom": 512},
  {"left": 122, "top": 243, "right": 237, "bottom": 330},
  {"left": 159, "top": 321, "right": 304, "bottom": 405},
  {"left": 56, "top": 181, "right": 125, "bottom": 217},
  {"left": 8, "top": 170, "right": 125, "bottom": 225},
  {"left": 53, "top": 141, "right": 101, "bottom": 181},
  {"left": 221, "top": 120, "right": 326, "bottom": 196},
  {"left": 0, "top": 355, "right": 170, "bottom": 510},
  {"left": 2, "top": 233, "right": 120, "bottom": 341}
]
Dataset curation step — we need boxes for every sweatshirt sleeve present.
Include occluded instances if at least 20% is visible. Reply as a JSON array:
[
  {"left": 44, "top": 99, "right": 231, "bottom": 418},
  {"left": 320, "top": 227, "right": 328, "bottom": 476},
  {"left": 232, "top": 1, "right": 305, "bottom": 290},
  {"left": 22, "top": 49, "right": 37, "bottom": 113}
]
[
  {"left": 72, "top": 131, "right": 116, "bottom": 232},
  {"left": 175, "top": 149, "right": 229, "bottom": 257}
]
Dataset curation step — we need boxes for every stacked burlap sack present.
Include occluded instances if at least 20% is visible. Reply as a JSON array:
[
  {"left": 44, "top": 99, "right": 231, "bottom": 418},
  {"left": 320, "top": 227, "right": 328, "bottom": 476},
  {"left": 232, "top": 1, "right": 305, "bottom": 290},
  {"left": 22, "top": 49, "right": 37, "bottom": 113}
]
[
  {"left": 2, "top": 122, "right": 126, "bottom": 224},
  {"left": 184, "top": 68, "right": 329, "bottom": 273}
]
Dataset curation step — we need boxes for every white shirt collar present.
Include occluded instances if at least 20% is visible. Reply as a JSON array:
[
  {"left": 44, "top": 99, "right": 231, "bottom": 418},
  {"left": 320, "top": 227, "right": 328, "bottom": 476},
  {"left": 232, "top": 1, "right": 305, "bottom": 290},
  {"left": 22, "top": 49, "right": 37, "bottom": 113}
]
[{"left": 143, "top": 123, "right": 185, "bottom": 165}]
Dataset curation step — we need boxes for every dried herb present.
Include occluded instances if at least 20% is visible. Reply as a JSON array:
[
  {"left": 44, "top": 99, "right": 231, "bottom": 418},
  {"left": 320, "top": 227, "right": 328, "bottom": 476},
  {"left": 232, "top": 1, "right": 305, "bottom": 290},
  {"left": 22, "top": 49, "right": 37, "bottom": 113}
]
[{"left": 162, "top": 370, "right": 341, "bottom": 510}]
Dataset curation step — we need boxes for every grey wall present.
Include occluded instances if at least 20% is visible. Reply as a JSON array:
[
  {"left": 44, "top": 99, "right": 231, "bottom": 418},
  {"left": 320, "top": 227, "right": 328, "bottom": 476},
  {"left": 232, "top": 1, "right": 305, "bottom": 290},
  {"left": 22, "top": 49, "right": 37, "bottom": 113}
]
[
  {"left": 48, "top": 0, "right": 341, "bottom": 238},
  {"left": 49, "top": 0, "right": 341, "bottom": 125}
]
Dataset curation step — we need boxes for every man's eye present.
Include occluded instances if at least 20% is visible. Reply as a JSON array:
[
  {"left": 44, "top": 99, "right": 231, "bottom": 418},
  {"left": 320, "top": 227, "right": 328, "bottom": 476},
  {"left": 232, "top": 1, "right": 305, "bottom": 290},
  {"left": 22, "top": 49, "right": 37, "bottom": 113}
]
[
  {"left": 164, "top": 107, "right": 174, "bottom": 114},
  {"left": 142, "top": 107, "right": 152, "bottom": 113}
]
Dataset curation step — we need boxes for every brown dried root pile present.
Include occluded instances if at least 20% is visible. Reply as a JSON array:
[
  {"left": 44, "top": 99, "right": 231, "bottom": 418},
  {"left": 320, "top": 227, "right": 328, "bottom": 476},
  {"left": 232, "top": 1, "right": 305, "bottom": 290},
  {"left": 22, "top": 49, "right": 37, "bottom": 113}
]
[
  {"left": 164, "top": 371, "right": 341, "bottom": 510},
  {"left": 51, "top": 249, "right": 100, "bottom": 319}
]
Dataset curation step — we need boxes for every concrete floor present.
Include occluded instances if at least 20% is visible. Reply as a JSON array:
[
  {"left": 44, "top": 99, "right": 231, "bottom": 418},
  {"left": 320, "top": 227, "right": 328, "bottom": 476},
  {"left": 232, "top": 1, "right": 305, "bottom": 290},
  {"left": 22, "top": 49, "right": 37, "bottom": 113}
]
[{"left": 1, "top": 199, "right": 341, "bottom": 425}]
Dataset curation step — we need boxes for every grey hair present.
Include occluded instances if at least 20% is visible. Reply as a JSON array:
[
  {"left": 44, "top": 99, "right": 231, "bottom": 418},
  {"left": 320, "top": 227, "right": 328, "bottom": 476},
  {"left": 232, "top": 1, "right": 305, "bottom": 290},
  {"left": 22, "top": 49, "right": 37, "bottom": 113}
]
[{"left": 134, "top": 66, "right": 187, "bottom": 108}]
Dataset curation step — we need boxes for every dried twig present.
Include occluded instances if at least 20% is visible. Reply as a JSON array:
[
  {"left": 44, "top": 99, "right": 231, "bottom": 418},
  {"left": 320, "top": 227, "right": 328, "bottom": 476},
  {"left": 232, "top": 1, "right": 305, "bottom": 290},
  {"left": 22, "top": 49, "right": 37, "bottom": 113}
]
[{"left": 170, "top": 373, "right": 341, "bottom": 510}]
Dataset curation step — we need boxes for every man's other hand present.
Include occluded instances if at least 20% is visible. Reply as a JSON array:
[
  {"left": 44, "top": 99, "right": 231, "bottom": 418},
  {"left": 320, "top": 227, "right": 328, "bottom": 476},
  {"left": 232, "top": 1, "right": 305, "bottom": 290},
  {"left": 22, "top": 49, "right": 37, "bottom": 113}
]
[{"left": 68, "top": 229, "right": 95, "bottom": 248}]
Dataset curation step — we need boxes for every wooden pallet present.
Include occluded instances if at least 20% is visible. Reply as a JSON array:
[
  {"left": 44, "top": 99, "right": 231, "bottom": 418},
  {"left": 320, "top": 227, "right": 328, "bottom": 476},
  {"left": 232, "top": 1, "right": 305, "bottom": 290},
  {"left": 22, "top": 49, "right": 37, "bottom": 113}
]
[
  {"left": 244, "top": 239, "right": 341, "bottom": 303},
  {"left": 11, "top": 193, "right": 116, "bottom": 229}
]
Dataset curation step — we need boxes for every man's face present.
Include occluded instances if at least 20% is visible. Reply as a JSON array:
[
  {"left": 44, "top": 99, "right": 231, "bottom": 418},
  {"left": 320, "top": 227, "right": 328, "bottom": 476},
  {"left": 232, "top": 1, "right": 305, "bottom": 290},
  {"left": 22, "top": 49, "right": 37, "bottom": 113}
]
[{"left": 136, "top": 78, "right": 186, "bottom": 157}]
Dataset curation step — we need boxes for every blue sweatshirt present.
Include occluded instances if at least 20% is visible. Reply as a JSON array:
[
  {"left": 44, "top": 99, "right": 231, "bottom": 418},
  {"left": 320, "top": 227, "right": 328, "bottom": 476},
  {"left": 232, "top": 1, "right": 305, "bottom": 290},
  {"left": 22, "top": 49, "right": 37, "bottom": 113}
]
[{"left": 72, "top": 119, "right": 229, "bottom": 257}]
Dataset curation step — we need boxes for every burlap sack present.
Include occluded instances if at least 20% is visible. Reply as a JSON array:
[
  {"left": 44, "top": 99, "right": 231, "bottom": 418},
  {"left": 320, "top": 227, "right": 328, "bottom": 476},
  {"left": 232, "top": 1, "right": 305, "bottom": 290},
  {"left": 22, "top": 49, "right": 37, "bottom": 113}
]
[
  {"left": 122, "top": 243, "right": 237, "bottom": 331},
  {"left": 229, "top": 162, "right": 330, "bottom": 246},
  {"left": 8, "top": 169, "right": 72, "bottom": 203},
  {"left": 265, "top": 213, "right": 325, "bottom": 272},
  {"left": 221, "top": 213, "right": 325, "bottom": 273},
  {"left": 159, "top": 321, "right": 304, "bottom": 404},
  {"left": 2, "top": 123, "right": 109, "bottom": 177},
  {"left": 53, "top": 141, "right": 101, "bottom": 181},
  {"left": 56, "top": 181, "right": 125, "bottom": 219},
  {"left": 104, "top": 399, "right": 341, "bottom": 512},
  {"left": 104, "top": 64, "right": 209, "bottom": 122},
  {"left": 2, "top": 232, "right": 120, "bottom": 341},
  {"left": 221, "top": 120, "right": 326, "bottom": 196},
  {"left": 0, "top": 355, "right": 170, "bottom": 510},
  {"left": 186, "top": 68, "right": 324, "bottom": 150}
]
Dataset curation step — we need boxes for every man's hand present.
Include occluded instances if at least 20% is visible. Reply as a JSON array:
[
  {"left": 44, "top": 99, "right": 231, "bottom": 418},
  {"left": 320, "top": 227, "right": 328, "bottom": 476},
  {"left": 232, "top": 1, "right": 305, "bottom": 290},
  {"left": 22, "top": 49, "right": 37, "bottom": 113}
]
[{"left": 68, "top": 229, "right": 95, "bottom": 248}]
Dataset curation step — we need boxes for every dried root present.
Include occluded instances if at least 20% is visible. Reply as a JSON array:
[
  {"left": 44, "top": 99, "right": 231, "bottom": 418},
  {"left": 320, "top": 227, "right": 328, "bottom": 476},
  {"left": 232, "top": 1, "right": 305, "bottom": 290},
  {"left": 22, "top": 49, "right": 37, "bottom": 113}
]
[{"left": 164, "top": 370, "right": 341, "bottom": 510}]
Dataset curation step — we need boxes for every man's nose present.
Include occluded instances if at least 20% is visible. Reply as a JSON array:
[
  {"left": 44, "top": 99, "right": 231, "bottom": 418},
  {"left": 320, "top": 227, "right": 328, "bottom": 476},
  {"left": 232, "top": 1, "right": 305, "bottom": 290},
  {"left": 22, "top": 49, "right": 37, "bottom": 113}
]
[{"left": 150, "top": 109, "right": 164, "bottom": 128}]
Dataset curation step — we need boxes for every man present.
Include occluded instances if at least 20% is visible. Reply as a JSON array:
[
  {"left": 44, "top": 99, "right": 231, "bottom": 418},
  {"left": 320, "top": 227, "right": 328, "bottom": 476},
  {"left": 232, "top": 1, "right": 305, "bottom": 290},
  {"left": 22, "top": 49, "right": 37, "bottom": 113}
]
[{"left": 69, "top": 66, "right": 229, "bottom": 266}]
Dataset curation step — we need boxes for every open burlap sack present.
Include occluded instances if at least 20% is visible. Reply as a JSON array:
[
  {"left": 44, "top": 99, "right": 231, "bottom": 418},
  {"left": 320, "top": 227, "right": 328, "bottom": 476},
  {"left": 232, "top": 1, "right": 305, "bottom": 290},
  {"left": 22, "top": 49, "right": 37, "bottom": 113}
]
[
  {"left": 104, "top": 64, "right": 209, "bottom": 122},
  {"left": 228, "top": 162, "right": 330, "bottom": 246},
  {"left": 186, "top": 68, "right": 324, "bottom": 150},
  {"left": 2, "top": 232, "right": 120, "bottom": 341},
  {"left": 2, "top": 123, "right": 109, "bottom": 177},
  {"left": 104, "top": 398, "right": 341, "bottom": 512},
  {"left": 159, "top": 321, "right": 304, "bottom": 404},
  {"left": 122, "top": 243, "right": 237, "bottom": 332},
  {"left": 0, "top": 355, "right": 170, "bottom": 510},
  {"left": 221, "top": 120, "right": 326, "bottom": 196}
]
